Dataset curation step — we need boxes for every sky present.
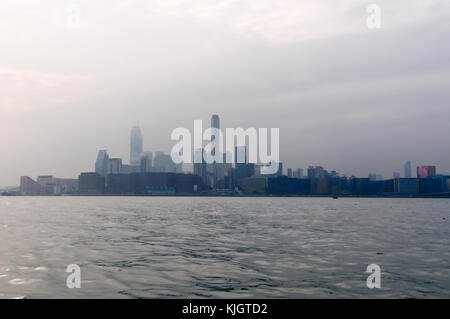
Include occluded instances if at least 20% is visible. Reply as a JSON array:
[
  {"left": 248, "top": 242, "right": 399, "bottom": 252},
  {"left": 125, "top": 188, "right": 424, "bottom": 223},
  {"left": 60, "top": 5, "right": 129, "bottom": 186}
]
[{"left": 1, "top": 0, "right": 450, "bottom": 186}]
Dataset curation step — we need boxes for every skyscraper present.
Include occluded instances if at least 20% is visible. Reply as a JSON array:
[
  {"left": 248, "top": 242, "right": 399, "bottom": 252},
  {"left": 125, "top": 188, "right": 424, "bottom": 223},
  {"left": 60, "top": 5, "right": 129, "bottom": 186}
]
[
  {"left": 404, "top": 161, "right": 412, "bottom": 178},
  {"left": 140, "top": 152, "right": 153, "bottom": 173},
  {"left": 153, "top": 152, "right": 176, "bottom": 172},
  {"left": 130, "top": 125, "right": 143, "bottom": 167},
  {"left": 287, "top": 168, "right": 293, "bottom": 178},
  {"left": 293, "top": 168, "right": 303, "bottom": 179},
  {"left": 417, "top": 166, "right": 436, "bottom": 179},
  {"left": 308, "top": 166, "right": 325, "bottom": 179},
  {"left": 193, "top": 148, "right": 207, "bottom": 186},
  {"left": 234, "top": 146, "right": 250, "bottom": 181},
  {"left": 107, "top": 158, "right": 122, "bottom": 174},
  {"left": 211, "top": 114, "right": 220, "bottom": 155},
  {"left": 95, "top": 150, "right": 109, "bottom": 176},
  {"left": 210, "top": 114, "right": 221, "bottom": 188}
]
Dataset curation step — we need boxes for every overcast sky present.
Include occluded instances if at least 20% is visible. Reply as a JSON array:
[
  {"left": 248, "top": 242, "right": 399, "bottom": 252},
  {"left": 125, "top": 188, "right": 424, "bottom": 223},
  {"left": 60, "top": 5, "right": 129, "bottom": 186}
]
[{"left": 1, "top": 0, "right": 450, "bottom": 186}]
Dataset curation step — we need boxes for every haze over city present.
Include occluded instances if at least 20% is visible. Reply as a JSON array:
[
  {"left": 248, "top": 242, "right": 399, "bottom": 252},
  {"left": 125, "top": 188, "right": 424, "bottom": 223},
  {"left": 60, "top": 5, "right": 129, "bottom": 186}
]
[
  {"left": 1, "top": 0, "right": 450, "bottom": 187},
  {"left": 1, "top": 1, "right": 450, "bottom": 303}
]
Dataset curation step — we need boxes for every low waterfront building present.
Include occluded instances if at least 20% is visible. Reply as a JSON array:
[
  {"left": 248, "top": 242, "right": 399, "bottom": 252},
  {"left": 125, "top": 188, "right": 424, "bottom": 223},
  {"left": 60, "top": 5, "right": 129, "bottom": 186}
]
[
  {"left": 20, "top": 176, "right": 44, "bottom": 195},
  {"left": 419, "top": 178, "right": 443, "bottom": 194},
  {"left": 267, "top": 176, "right": 311, "bottom": 195},
  {"left": 78, "top": 172, "right": 105, "bottom": 195},
  {"left": 350, "top": 178, "right": 371, "bottom": 195},
  {"left": 20, "top": 176, "right": 78, "bottom": 195},
  {"left": 382, "top": 179, "right": 394, "bottom": 193},
  {"left": 105, "top": 172, "right": 203, "bottom": 195},
  {"left": 393, "top": 178, "right": 419, "bottom": 194},
  {"left": 237, "top": 177, "right": 267, "bottom": 194}
]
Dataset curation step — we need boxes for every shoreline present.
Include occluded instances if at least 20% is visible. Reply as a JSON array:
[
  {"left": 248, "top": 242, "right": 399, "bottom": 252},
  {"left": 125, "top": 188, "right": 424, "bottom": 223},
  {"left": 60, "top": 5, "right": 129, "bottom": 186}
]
[{"left": 3, "top": 193, "right": 450, "bottom": 199}]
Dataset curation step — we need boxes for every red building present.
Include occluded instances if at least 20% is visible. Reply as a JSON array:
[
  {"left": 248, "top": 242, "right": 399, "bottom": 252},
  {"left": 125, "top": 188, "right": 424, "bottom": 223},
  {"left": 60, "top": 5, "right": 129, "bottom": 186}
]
[{"left": 417, "top": 166, "right": 436, "bottom": 179}]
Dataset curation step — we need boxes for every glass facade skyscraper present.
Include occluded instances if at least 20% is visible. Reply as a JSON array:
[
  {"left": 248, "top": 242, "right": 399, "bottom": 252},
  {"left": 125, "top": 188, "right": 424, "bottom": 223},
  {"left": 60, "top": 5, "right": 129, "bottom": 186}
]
[
  {"left": 130, "top": 125, "right": 143, "bottom": 167},
  {"left": 404, "top": 161, "right": 412, "bottom": 178},
  {"left": 95, "top": 150, "right": 109, "bottom": 176}
]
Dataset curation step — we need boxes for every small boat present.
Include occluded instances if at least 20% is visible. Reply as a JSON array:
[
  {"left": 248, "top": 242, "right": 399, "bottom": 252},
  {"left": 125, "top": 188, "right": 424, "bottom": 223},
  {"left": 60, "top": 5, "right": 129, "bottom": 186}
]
[{"left": 333, "top": 196, "right": 339, "bottom": 199}]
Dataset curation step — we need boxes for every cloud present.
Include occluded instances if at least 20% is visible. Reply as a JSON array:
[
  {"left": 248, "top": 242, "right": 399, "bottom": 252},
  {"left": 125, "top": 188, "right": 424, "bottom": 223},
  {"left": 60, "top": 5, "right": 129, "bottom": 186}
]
[
  {"left": 1, "top": 1, "right": 450, "bottom": 185},
  {"left": 142, "top": 0, "right": 450, "bottom": 43},
  {"left": 0, "top": 68, "right": 90, "bottom": 113}
]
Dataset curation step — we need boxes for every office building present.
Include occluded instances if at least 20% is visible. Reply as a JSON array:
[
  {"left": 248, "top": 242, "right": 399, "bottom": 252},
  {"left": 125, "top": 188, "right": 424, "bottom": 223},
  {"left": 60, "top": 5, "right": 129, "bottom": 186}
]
[
  {"left": 267, "top": 176, "right": 311, "bottom": 195},
  {"left": 434, "top": 175, "right": 450, "bottom": 192},
  {"left": 419, "top": 178, "right": 442, "bottom": 194},
  {"left": 20, "top": 176, "right": 44, "bottom": 195},
  {"left": 193, "top": 148, "right": 208, "bottom": 186},
  {"left": 107, "top": 158, "right": 122, "bottom": 174},
  {"left": 404, "top": 161, "right": 412, "bottom": 178},
  {"left": 287, "top": 168, "right": 293, "bottom": 178},
  {"left": 393, "top": 178, "right": 419, "bottom": 194},
  {"left": 237, "top": 177, "right": 267, "bottom": 194},
  {"left": 130, "top": 125, "right": 143, "bottom": 166},
  {"left": 350, "top": 178, "right": 377, "bottom": 195},
  {"left": 95, "top": 150, "right": 109, "bottom": 176},
  {"left": 382, "top": 179, "right": 394, "bottom": 193},
  {"left": 293, "top": 168, "right": 303, "bottom": 179},
  {"left": 78, "top": 172, "right": 105, "bottom": 195},
  {"left": 417, "top": 166, "right": 436, "bottom": 179},
  {"left": 140, "top": 152, "right": 153, "bottom": 173},
  {"left": 105, "top": 172, "right": 203, "bottom": 194},
  {"left": 153, "top": 152, "right": 176, "bottom": 173},
  {"left": 210, "top": 114, "right": 220, "bottom": 157},
  {"left": 308, "top": 166, "right": 326, "bottom": 179},
  {"left": 37, "top": 175, "right": 54, "bottom": 186},
  {"left": 36, "top": 175, "right": 78, "bottom": 195},
  {"left": 234, "top": 146, "right": 248, "bottom": 181}
]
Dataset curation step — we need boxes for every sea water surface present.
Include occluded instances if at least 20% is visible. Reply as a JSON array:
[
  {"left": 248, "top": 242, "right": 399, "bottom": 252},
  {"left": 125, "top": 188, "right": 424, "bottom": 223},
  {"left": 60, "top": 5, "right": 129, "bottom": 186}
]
[{"left": 0, "top": 197, "right": 449, "bottom": 298}]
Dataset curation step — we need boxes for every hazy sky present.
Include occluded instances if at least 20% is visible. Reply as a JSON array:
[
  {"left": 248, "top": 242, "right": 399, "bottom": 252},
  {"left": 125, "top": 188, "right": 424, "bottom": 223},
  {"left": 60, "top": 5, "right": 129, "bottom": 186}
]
[{"left": 1, "top": 0, "right": 450, "bottom": 186}]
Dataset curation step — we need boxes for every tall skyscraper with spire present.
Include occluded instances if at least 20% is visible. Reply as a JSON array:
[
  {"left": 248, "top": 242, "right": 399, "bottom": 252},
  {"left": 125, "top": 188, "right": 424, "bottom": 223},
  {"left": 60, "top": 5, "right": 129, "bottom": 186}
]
[
  {"left": 130, "top": 125, "right": 143, "bottom": 167},
  {"left": 209, "top": 114, "right": 221, "bottom": 188},
  {"left": 404, "top": 161, "right": 412, "bottom": 178},
  {"left": 211, "top": 114, "right": 220, "bottom": 157}
]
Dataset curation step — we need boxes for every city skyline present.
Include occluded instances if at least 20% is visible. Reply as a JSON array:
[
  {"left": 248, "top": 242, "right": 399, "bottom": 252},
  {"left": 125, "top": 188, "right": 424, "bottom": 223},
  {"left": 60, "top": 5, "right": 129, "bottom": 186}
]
[
  {"left": 8, "top": 117, "right": 445, "bottom": 191},
  {"left": 78, "top": 119, "right": 448, "bottom": 180},
  {"left": 2, "top": 117, "right": 448, "bottom": 188},
  {"left": 14, "top": 115, "right": 446, "bottom": 196},
  {"left": 1, "top": 1, "right": 450, "bottom": 186}
]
